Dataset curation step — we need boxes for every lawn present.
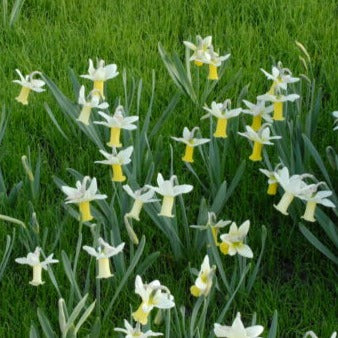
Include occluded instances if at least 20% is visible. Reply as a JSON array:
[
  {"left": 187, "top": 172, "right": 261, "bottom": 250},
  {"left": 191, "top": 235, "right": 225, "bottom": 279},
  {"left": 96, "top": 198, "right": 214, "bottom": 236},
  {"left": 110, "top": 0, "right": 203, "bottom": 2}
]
[{"left": 0, "top": 0, "right": 337, "bottom": 336}]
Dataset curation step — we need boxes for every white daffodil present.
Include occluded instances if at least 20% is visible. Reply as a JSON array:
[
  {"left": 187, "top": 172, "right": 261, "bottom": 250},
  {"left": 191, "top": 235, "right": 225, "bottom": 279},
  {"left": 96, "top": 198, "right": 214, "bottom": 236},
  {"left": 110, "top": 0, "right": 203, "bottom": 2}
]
[
  {"left": 203, "top": 99, "right": 242, "bottom": 138},
  {"left": 171, "top": 127, "right": 210, "bottom": 163},
  {"left": 15, "top": 247, "right": 58, "bottom": 286},
  {"left": 80, "top": 59, "right": 119, "bottom": 98},
  {"left": 77, "top": 85, "right": 109, "bottom": 125},
  {"left": 238, "top": 125, "right": 281, "bottom": 162},
  {"left": 132, "top": 275, "right": 175, "bottom": 325},
  {"left": 204, "top": 46, "right": 230, "bottom": 80},
  {"left": 13, "top": 69, "right": 45, "bottom": 105},
  {"left": 146, "top": 173, "right": 193, "bottom": 218},
  {"left": 95, "top": 146, "right": 133, "bottom": 182},
  {"left": 259, "top": 164, "right": 283, "bottom": 195},
  {"left": 190, "top": 255, "right": 216, "bottom": 298},
  {"left": 219, "top": 220, "right": 253, "bottom": 258},
  {"left": 183, "top": 35, "right": 213, "bottom": 66},
  {"left": 123, "top": 185, "right": 158, "bottom": 221},
  {"left": 94, "top": 105, "right": 138, "bottom": 147},
  {"left": 257, "top": 91, "right": 300, "bottom": 121},
  {"left": 190, "top": 212, "right": 231, "bottom": 246},
  {"left": 332, "top": 111, "right": 338, "bottom": 131},
  {"left": 261, "top": 61, "right": 299, "bottom": 94},
  {"left": 114, "top": 319, "right": 163, "bottom": 338},
  {"left": 303, "top": 331, "right": 337, "bottom": 338},
  {"left": 242, "top": 99, "right": 273, "bottom": 131},
  {"left": 214, "top": 312, "right": 264, "bottom": 338},
  {"left": 83, "top": 238, "right": 124, "bottom": 279},
  {"left": 299, "top": 188, "right": 335, "bottom": 222},
  {"left": 273, "top": 167, "right": 315, "bottom": 215},
  {"left": 61, "top": 176, "right": 107, "bottom": 222}
]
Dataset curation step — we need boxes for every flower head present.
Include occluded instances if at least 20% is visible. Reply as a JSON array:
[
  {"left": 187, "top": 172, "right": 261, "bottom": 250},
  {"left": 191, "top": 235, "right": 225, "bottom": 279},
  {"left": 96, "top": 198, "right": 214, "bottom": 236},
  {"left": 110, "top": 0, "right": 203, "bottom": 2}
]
[
  {"left": 83, "top": 238, "right": 125, "bottom": 259},
  {"left": 203, "top": 99, "right": 241, "bottom": 120},
  {"left": 183, "top": 35, "right": 213, "bottom": 64},
  {"left": 114, "top": 319, "right": 163, "bottom": 338},
  {"left": 238, "top": 125, "right": 281, "bottom": 145},
  {"left": 259, "top": 164, "right": 283, "bottom": 195},
  {"left": 81, "top": 59, "right": 119, "bottom": 82},
  {"left": 171, "top": 127, "right": 210, "bottom": 146},
  {"left": 78, "top": 86, "right": 109, "bottom": 109},
  {"left": 205, "top": 46, "right": 230, "bottom": 67},
  {"left": 95, "top": 146, "right": 134, "bottom": 165},
  {"left": 257, "top": 92, "right": 300, "bottom": 104}
]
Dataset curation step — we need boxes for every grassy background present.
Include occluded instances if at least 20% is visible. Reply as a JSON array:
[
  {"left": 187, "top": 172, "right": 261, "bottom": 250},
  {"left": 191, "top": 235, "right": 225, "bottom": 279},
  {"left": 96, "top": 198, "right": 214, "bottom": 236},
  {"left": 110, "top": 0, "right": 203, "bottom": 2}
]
[{"left": 0, "top": 0, "right": 337, "bottom": 336}]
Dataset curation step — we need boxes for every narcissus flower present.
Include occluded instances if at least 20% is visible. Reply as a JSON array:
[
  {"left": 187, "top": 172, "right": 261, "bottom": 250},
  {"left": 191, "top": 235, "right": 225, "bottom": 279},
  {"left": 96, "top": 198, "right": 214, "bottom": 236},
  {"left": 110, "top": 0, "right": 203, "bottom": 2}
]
[
  {"left": 238, "top": 125, "right": 281, "bottom": 161},
  {"left": 95, "top": 146, "right": 133, "bottom": 182},
  {"left": 94, "top": 105, "right": 138, "bottom": 147},
  {"left": 171, "top": 127, "right": 209, "bottom": 163},
  {"left": 123, "top": 185, "right": 158, "bottom": 221},
  {"left": 83, "top": 238, "right": 124, "bottom": 279},
  {"left": 183, "top": 35, "right": 212, "bottom": 66},
  {"left": 259, "top": 164, "right": 283, "bottom": 195},
  {"left": 242, "top": 100, "right": 273, "bottom": 131},
  {"left": 219, "top": 220, "right": 253, "bottom": 258},
  {"left": 205, "top": 46, "right": 230, "bottom": 80},
  {"left": 77, "top": 85, "right": 109, "bottom": 125},
  {"left": 299, "top": 188, "right": 335, "bottom": 222},
  {"left": 261, "top": 61, "right": 299, "bottom": 94},
  {"left": 62, "top": 176, "right": 107, "bottom": 222},
  {"left": 81, "top": 59, "right": 119, "bottom": 98},
  {"left": 304, "top": 331, "right": 337, "bottom": 338},
  {"left": 190, "top": 255, "right": 216, "bottom": 297},
  {"left": 214, "top": 312, "right": 264, "bottom": 338},
  {"left": 203, "top": 99, "right": 242, "bottom": 138},
  {"left": 13, "top": 70, "right": 45, "bottom": 105},
  {"left": 132, "top": 275, "right": 175, "bottom": 325},
  {"left": 114, "top": 319, "right": 163, "bottom": 337},
  {"left": 257, "top": 91, "right": 300, "bottom": 121},
  {"left": 15, "top": 247, "right": 58, "bottom": 286},
  {"left": 146, "top": 173, "right": 193, "bottom": 218}
]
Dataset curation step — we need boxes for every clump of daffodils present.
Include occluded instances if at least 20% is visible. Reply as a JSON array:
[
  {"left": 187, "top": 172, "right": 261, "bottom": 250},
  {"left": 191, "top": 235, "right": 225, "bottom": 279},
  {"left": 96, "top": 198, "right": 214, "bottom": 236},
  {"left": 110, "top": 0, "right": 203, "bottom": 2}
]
[
  {"left": 81, "top": 58, "right": 119, "bottom": 98},
  {"left": 95, "top": 146, "right": 133, "bottom": 182},
  {"left": 83, "top": 238, "right": 124, "bottom": 279},
  {"left": 15, "top": 247, "right": 58, "bottom": 286},
  {"left": 171, "top": 127, "right": 209, "bottom": 163},
  {"left": 238, "top": 124, "right": 281, "bottom": 162},
  {"left": 61, "top": 176, "right": 107, "bottom": 222},
  {"left": 259, "top": 164, "right": 283, "bottom": 195},
  {"left": 214, "top": 312, "right": 264, "bottom": 338},
  {"left": 132, "top": 275, "right": 175, "bottom": 325},
  {"left": 190, "top": 255, "right": 216, "bottom": 297},
  {"left": 242, "top": 99, "right": 273, "bottom": 131},
  {"left": 13, "top": 70, "right": 45, "bottom": 105},
  {"left": 219, "top": 220, "right": 253, "bottom": 258},
  {"left": 146, "top": 173, "right": 193, "bottom": 218},
  {"left": 94, "top": 105, "right": 138, "bottom": 147},
  {"left": 123, "top": 185, "right": 158, "bottom": 221},
  {"left": 77, "top": 85, "right": 109, "bottom": 125},
  {"left": 203, "top": 99, "right": 242, "bottom": 138},
  {"left": 114, "top": 319, "right": 163, "bottom": 337}
]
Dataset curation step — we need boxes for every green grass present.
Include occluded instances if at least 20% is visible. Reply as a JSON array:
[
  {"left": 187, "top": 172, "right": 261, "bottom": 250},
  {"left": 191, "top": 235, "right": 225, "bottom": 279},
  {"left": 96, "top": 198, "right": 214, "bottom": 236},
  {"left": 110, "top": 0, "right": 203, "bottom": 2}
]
[{"left": 0, "top": 0, "right": 337, "bottom": 336}]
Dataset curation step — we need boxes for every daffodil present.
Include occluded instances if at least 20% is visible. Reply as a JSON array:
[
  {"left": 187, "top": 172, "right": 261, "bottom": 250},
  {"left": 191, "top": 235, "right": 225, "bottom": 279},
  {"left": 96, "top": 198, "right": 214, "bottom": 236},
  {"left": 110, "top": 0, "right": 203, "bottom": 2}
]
[
  {"left": 183, "top": 35, "right": 213, "bottom": 66},
  {"left": 332, "top": 111, "right": 338, "bottom": 131},
  {"left": 214, "top": 312, "right": 264, "bottom": 338},
  {"left": 77, "top": 85, "right": 109, "bottom": 125},
  {"left": 15, "top": 247, "right": 58, "bottom": 286},
  {"left": 61, "top": 176, "right": 107, "bottom": 222},
  {"left": 242, "top": 99, "right": 273, "bottom": 131},
  {"left": 95, "top": 146, "right": 133, "bottom": 182},
  {"left": 261, "top": 61, "right": 299, "bottom": 94},
  {"left": 94, "top": 105, "right": 138, "bottom": 147},
  {"left": 203, "top": 99, "right": 242, "bottom": 138},
  {"left": 83, "top": 238, "right": 124, "bottom": 279},
  {"left": 190, "top": 255, "right": 216, "bottom": 297},
  {"left": 80, "top": 59, "right": 119, "bottom": 98},
  {"left": 219, "top": 220, "right": 253, "bottom": 258},
  {"left": 238, "top": 125, "right": 281, "bottom": 162},
  {"left": 273, "top": 167, "right": 314, "bottom": 215},
  {"left": 114, "top": 319, "right": 163, "bottom": 337},
  {"left": 299, "top": 187, "right": 335, "bottom": 222},
  {"left": 132, "top": 275, "right": 175, "bottom": 325},
  {"left": 13, "top": 70, "right": 45, "bottom": 105},
  {"left": 190, "top": 211, "right": 231, "bottom": 246},
  {"left": 205, "top": 46, "right": 230, "bottom": 80},
  {"left": 304, "top": 331, "right": 337, "bottom": 338},
  {"left": 257, "top": 91, "right": 300, "bottom": 121},
  {"left": 171, "top": 127, "right": 210, "bottom": 163},
  {"left": 123, "top": 185, "right": 158, "bottom": 221},
  {"left": 259, "top": 164, "right": 283, "bottom": 195},
  {"left": 146, "top": 173, "right": 193, "bottom": 218}
]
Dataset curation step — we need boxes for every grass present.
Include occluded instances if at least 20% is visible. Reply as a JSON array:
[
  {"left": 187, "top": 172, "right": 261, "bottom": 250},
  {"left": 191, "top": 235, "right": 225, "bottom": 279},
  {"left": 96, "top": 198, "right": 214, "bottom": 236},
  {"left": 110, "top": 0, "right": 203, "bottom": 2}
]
[{"left": 0, "top": 0, "right": 337, "bottom": 336}]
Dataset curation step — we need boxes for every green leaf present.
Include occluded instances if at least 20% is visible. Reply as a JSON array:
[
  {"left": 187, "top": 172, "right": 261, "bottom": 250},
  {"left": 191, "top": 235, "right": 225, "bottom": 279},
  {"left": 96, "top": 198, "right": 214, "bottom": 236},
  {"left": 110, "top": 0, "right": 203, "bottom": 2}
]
[
  {"left": 37, "top": 308, "right": 57, "bottom": 338},
  {"left": 267, "top": 310, "right": 278, "bottom": 338}
]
